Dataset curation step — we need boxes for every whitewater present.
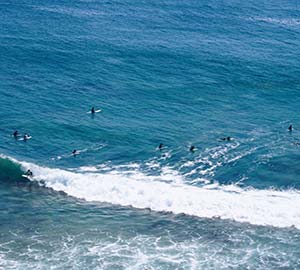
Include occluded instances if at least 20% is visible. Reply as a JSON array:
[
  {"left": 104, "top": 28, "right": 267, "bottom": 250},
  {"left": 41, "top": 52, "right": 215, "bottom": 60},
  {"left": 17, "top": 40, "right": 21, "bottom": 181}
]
[{"left": 9, "top": 156, "right": 299, "bottom": 229}]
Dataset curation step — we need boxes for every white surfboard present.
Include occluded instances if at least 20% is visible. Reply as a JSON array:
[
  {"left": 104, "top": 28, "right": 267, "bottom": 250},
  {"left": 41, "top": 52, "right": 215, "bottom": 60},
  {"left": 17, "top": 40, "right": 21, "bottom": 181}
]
[
  {"left": 87, "top": 109, "right": 102, "bottom": 114},
  {"left": 22, "top": 174, "right": 32, "bottom": 179},
  {"left": 18, "top": 136, "right": 32, "bottom": 141}
]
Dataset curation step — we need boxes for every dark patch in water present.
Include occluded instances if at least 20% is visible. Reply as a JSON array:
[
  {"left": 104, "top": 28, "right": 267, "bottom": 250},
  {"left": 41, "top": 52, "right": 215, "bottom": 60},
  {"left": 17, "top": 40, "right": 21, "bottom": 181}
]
[{"left": 0, "top": 157, "right": 25, "bottom": 184}]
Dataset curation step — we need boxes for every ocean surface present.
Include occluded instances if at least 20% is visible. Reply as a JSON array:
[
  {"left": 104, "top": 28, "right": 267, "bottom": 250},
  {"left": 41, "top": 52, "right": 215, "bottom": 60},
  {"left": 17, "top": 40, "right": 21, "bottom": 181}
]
[{"left": 1, "top": 0, "right": 300, "bottom": 269}]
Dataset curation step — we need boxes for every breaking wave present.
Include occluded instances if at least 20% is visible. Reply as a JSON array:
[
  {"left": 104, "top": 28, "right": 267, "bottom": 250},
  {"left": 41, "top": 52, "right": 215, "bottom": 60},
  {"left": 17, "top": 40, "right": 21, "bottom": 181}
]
[{"left": 2, "top": 155, "right": 300, "bottom": 229}]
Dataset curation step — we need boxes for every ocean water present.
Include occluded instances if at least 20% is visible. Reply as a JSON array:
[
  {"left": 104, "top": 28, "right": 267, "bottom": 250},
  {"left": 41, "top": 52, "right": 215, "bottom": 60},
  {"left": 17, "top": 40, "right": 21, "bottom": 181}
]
[{"left": 1, "top": 0, "right": 300, "bottom": 269}]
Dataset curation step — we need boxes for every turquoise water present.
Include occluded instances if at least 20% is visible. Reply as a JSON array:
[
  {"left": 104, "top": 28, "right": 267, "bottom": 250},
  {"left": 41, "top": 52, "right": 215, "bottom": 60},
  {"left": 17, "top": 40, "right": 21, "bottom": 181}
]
[{"left": 1, "top": 0, "right": 300, "bottom": 269}]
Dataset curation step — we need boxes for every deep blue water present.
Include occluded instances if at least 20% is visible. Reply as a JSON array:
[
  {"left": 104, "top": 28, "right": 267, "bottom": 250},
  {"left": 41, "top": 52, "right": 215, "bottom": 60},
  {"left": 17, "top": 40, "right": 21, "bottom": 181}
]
[{"left": 1, "top": 0, "right": 300, "bottom": 269}]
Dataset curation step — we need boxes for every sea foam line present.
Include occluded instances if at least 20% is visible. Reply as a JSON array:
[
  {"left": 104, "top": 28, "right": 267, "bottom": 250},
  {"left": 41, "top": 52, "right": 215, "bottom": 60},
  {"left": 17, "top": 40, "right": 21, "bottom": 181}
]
[{"left": 13, "top": 157, "right": 300, "bottom": 229}]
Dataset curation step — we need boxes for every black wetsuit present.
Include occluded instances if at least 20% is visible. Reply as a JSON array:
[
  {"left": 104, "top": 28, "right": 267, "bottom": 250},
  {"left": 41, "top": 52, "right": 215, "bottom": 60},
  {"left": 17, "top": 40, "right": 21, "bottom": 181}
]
[{"left": 190, "top": 146, "right": 195, "bottom": 152}]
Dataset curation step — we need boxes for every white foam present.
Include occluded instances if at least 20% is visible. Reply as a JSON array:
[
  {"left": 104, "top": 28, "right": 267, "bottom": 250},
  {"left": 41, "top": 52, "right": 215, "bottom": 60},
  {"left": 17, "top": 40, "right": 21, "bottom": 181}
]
[{"left": 15, "top": 158, "right": 300, "bottom": 229}]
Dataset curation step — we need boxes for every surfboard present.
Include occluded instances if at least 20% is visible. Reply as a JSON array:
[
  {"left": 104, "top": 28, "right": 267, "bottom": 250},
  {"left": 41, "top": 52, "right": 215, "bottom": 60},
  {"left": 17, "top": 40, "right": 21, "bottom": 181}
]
[
  {"left": 18, "top": 136, "right": 32, "bottom": 141},
  {"left": 87, "top": 109, "right": 102, "bottom": 114},
  {"left": 22, "top": 174, "right": 32, "bottom": 179},
  {"left": 71, "top": 150, "right": 82, "bottom": 156}
]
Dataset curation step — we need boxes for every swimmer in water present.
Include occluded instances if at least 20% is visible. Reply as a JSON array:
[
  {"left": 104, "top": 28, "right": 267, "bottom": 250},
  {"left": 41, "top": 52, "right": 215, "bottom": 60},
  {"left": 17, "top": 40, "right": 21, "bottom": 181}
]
[
  {"left": 13, "top": 130, "right": 19, "bottom": 138},
  {"left": 288, "top": 125, "right": 293, "bottom": 132}
]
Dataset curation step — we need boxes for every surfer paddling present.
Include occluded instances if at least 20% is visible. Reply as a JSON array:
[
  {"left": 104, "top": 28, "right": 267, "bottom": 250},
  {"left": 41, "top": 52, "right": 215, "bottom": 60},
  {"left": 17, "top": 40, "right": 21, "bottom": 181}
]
[{"left": 220, "top": 136, "right": 232, "bottom": 141}]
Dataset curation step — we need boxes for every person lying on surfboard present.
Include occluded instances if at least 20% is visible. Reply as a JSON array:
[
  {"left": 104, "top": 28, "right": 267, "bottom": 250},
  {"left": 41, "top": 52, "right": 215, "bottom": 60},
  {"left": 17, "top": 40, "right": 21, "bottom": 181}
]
[
  {"left": 220, "top": 136, "right": 232, "bottom": 141},
  {"left": 91, "top": 107, "right": 95, "bottom": 114}
]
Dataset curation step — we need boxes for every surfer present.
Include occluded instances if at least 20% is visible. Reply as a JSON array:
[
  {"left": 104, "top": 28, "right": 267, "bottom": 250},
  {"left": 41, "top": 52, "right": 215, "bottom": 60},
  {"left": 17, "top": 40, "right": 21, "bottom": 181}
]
[
  {"left": 158, "top": 143, "right": 164, "bottom": 151},
  {"left": 190, "top": 146, "right": 196, "bottom": 153},
  {"left": 13, "top": 130, "right": 19, "bottom": 138},
  {"left": 72, "top": 149, "right": 77, "bottom": 156},
  {"left": 23, "top": 133, "right": 30, "bottom": 141},
  {"left": 91, "top": 107, "right": 95, "bottom": 114},
  {"left": 220, "top": 136, "right": 232, "bottom": 141},
  {"left": 26, "top": 169, "right": 33, "bottom": 177},
  {"left": 288, "top": 125, "right": 293, "bottom": 132}
]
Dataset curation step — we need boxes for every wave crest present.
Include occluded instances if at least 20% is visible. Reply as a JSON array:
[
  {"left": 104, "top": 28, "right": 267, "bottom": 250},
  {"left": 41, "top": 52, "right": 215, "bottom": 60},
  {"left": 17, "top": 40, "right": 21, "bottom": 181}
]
[{"left": 2, "top": 155, "right": 300, "bottom": 229}]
